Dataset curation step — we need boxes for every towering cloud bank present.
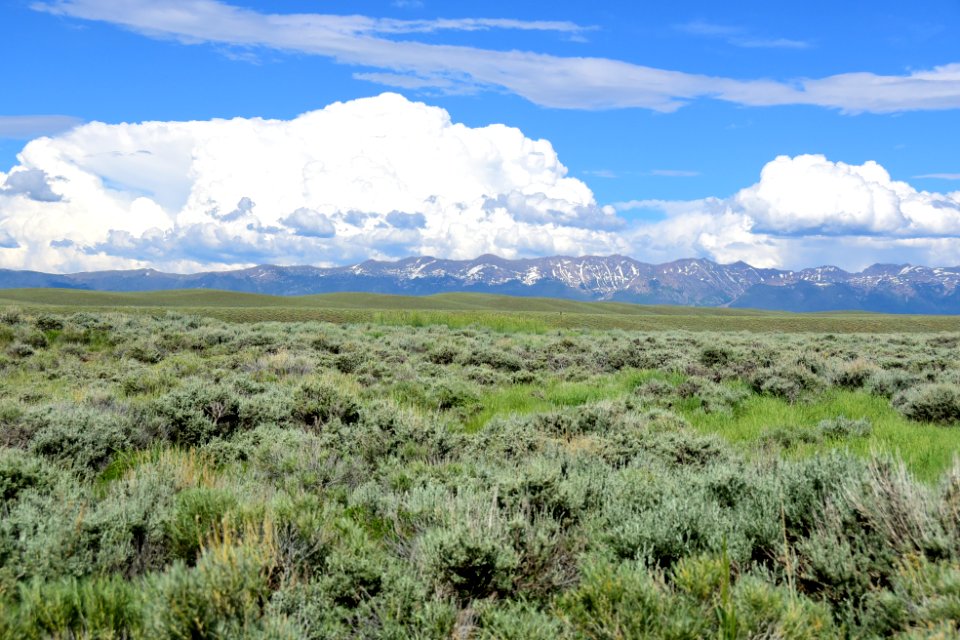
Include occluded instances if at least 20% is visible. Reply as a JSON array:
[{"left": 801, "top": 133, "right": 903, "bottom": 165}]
[
  {"left": 1, "top": 94, "right": 958, "bottom": 272},
  {"left": 0, "top": 94, "right": 623, "bottom": 271}
]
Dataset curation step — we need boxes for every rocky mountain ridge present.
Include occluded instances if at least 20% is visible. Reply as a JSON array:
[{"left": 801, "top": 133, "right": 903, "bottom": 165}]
[{"left": 2, "top": 255, "right": 960, "bottom": 313}]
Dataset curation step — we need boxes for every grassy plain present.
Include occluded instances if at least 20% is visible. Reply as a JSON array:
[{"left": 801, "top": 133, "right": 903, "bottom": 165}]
[
  {"left": 1, "top": 293, "right": 960, "bottom": 637},
  {"left": 2, "top": 287, "right": 960, "bottom": 332}
]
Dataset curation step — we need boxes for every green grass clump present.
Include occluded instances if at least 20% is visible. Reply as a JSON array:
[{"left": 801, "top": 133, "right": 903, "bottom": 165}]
[
  {"left": 462, "top": 369, "right": 680, "bottom": 432},
  {"left": 688, "top": 390, "right": 960, "bottom": 481}
]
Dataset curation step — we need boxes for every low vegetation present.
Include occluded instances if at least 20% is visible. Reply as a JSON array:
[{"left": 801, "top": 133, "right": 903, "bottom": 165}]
[
  {"left": 1, "top": 304, "right": 959, "bottom": 638},
  {"left": 3, "top": 288, "right": 960, "bottom": 333}
]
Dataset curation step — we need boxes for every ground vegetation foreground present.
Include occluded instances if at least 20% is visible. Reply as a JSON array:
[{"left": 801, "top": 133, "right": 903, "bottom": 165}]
[{"left": 1, "top": 305, "right": 960, "bottom": 638}]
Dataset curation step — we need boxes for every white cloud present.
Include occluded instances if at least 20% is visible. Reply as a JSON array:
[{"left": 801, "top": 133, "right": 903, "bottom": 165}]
[
  {"left": 367, "top": 17, "right": 591, "bottom": 35},
  {"left": 582, "top": 169, "right": 618, "bottom": 179},
  {"left": 733, "top": 155, "right": 960, "bottom": 236},
  {"left": 0, "top": 228, "right": 19, "bottom": 249},
  {"left": 385, "top": 211, "right": 427, "bottom": 229},
  {"left": 617, "top": 155, "right": 960, "bottom": 269},
  {"left": 675, "top": 21, "right": 742, "bottom": 37},
  {"left": 353, "top": 72, "right": 469, "bottom": 92},
  {"left": 34, "top": 0, "right": 589, "bottom": 38},
  {"left": 914, "top": 173, "right": 960, "bottom": 180},
  {"left": 794, "top": 64, "right": 960, "bottom": 114},
  {"left": 734, "top": 38, "right": 809, "bottom": 50},
  {"left": 31, "top": 0, "right": 960, "bottom": 113},
  {"left": 650, "top": 169, "right": 700, "bottom": 177},
  {"left": 676, "top": 21, "right": 810, "bottom": 50},
  {"left": 2, "top": 96, "right": 959, "bottom": 273},
  {"left": 282, "top": 208, "right": 336, "bottom": 238},
  {"left": 0, "top": 168, "right": 63, "bottom": 202},
  {"left": 0, "top": 93, "right": 626, "bottom": 272}
]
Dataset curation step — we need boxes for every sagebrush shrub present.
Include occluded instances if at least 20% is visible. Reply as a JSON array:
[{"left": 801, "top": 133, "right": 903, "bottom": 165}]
[
  {"left": 751, "top": 364, "right": 822, "bottom": 402},
  {"left": 700, "top": 346, "right": 732, "bottom": 368},
  {"left": 817, "top": 416, "right": 873, "bottom": 439},
  {"left": 427, "top": 342, "right": 459, "bottom": 365},
  {"left": 832, "top": 358, "right": 877, "bottom": 390},
  {"left": 167, "top": 487, "right": 239, "bottom": 561},
  {"left": 866, "top": 369, "right": 917, "bottom": 398},
  {"left": 0, "top": 307, "right": 22, "bottom": 325},
  {"left": 23, "top": 331, "right": 49, "bottom": 349},
  {"left": 294, "top": 378, "right": 361, "bottom": 428},
  {"left": 427, "top": 379, "right": 481, "bottom": 413},
  {"left": 152, "top": 380, "right": 244, "bottom": 445},
  {"left": 0, "top": 448, "right": 51, "bottom": 502},
  {"left": 144, "top": 543, "right": 281, "bottom": 639},
  {"left": 33, "top": 314, "right": 63, "bottom": 333},
  {"left": 895, "top": 384, "right": 960, "bottom": 424},
  {"left": 558, "top": 560, "right": 710, "bottom": 639},
  {"left": 422, "top": 527, "right": 518, "bottom": 602},
  {"left": 760, "top": 424, "right": 823, "bottom": 448},
  {"left": 6, "top": 341, "right": 34, "bottom": 358},
  {"left": 473, "top": 601, "right": 567, "bottom": 640},
  {"left": 27, "top": 405, "right": 131, "bottom": 476}
]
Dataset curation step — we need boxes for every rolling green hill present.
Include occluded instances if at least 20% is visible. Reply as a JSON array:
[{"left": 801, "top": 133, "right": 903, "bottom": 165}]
[
  {"left": 1, "top": 287, "right": 957, "bottom": 332},
  {"left": 0, "top": 288, "right": 768, "bottom": 313}
]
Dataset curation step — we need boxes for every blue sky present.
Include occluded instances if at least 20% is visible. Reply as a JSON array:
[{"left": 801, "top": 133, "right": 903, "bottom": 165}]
[{"left": 1, "top": 0, "right": 959, "bottom": 272}]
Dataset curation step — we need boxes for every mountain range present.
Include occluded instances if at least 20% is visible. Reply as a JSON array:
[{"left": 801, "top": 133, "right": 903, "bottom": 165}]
[{"left": 3, "top": 255, "right": 960, "bottom": 314}]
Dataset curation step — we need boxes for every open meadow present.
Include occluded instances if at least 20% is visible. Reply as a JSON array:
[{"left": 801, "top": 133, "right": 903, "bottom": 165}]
[{"left": 1, "top": 292, "right": 960, "bottom": 638}]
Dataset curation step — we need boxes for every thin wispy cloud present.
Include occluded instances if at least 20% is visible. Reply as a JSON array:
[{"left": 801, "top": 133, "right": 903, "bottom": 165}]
[
  {"left": 582, "top": 169, "right": 619, "bottom": 179},
  {"left": 676, "top": 20, "right": 810, "bottom": 50},
  {"left": 28, "top": 0, "right": 960, "bottom": 114},
  {"left": 734, "top": 37, "right": 809, "bottom": 50},
  {"left": 353, "top": 72, "right": 468, "bottom": 92},
  {"left": 914, "top": 173, "right": 960, "bottom": 180},
  {"left": 676, "top": 21, "right": 741, "bottom": 37},
  {"left": 650, "top": 169, "right": 701, "bottom": 177},
  {"left": 362, "top": 17, "right": 593, "bottom": 35}
]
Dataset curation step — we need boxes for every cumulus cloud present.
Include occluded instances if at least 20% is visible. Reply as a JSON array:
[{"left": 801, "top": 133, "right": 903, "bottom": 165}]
[
  {"left": 0, "top": 228, "right": 19, "bottom": 249},
  {"left": 0, "top": 169, "right": 63, "bottom": 202},
  {"left": 0, "top": 93, "right": 626, "bottom": 272},
  {"left": 217, "top": 196, "right": 256, "bottom": 222},
  {"left": 32, "top": 0, "right": 960, "bottom": 113},
  {"left": 618, "top": 155, "right": 960, "bottom": 269},
  {"left": 733, "top": 155, "right": 960, "bottom": 236},
  {"left": 385, "top": 211, "right": 426, "bottom": 230},
  {"left": 282, "top": 208, "right": 337, "bottom": 237},
  {"left": 2, "top": 94, "right": 959, "bottom": 273}
]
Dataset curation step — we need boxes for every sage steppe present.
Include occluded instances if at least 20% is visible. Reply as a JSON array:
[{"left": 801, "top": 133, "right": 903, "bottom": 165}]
[{"left": 1, "top": 296, "right": 959, "bottom": 637}]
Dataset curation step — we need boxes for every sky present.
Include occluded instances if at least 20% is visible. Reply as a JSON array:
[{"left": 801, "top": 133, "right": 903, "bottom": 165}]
[{"left": 0, "top": 0, "right": 959, "bottom": 273}]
